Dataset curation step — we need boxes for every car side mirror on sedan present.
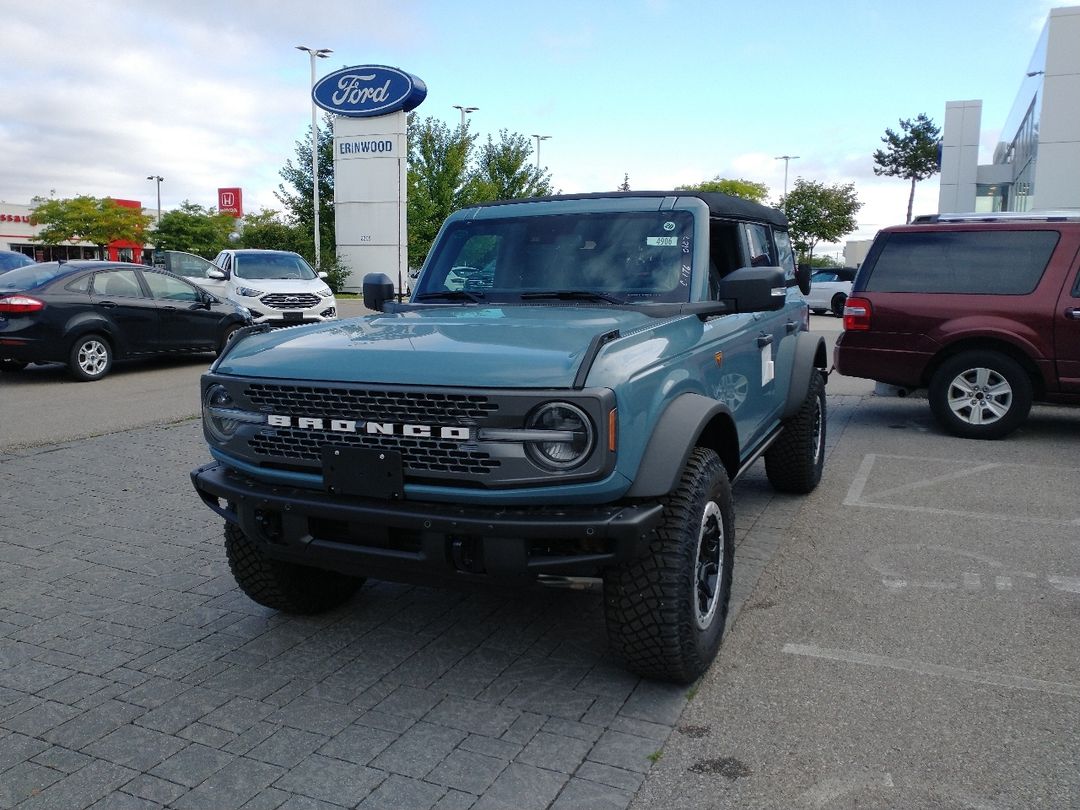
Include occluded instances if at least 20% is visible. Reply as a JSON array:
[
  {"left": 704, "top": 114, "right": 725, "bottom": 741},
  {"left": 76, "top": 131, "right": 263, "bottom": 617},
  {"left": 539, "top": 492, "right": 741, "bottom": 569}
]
[{"left": 207, "top": 269, "right": 226, "bottom": 281}]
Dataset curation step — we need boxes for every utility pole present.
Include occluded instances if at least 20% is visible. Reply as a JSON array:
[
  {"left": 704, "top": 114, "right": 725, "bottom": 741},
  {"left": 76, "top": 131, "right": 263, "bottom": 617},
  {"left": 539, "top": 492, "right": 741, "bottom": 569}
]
[
  {"left": 775, "top": 155, "right": 800, "bottom": 201},
  {"left": 297, "top": 45, "right": 333, "bottom": 270}
]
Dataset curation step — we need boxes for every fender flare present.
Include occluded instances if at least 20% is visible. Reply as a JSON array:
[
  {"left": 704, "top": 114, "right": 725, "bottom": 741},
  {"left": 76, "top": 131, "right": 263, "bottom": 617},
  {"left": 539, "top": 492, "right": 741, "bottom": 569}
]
[
  {"left": 625, "top": 393, "right": 736, "bottom": 498},
  {"left": 780, "top": 332, "right": 827, "bottom": 420}
]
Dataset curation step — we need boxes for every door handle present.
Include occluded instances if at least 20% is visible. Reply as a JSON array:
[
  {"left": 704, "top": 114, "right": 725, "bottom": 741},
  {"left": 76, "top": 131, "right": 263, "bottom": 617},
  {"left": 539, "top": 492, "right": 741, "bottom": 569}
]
[
  {"left": 757, "top": 335, "right": 773, "bottom": 348},
  {"left": 162, "top": 306, "right": 178, "bottom": 311},
  {"left": 1066, "top": 308, "right": 1080, "bottom": 320},
  {"left": 786, "top": 321, "right": 798, "bottom": 334},
  {"left": 98, "top": 301, "right": 117, "bottom": 309}
]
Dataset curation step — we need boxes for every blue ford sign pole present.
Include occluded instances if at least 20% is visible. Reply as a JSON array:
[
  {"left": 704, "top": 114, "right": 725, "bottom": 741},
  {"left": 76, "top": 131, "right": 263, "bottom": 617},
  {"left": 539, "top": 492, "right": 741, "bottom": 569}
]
[{"left": 297, "top": 46, "right": 333, "bottom": 271}]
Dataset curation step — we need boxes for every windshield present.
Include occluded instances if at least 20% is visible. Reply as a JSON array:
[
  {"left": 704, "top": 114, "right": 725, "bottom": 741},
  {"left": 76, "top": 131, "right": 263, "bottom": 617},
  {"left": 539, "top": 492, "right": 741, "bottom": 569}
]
[
  {"left": 234, "top": 253, "right": 318, "bottom": 281},
  {"left": 414, "top": 211, "right": 694, "bottom": 304},
  {"left": 0, "top": 262, "right": 70, "bottom": 291}
]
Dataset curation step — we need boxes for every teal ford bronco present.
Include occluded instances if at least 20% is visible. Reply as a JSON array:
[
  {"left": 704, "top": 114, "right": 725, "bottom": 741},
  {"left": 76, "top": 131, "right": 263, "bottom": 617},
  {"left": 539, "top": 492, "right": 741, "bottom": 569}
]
[{"left": 191, "top": 191, "right": 827, "bottom": 683}]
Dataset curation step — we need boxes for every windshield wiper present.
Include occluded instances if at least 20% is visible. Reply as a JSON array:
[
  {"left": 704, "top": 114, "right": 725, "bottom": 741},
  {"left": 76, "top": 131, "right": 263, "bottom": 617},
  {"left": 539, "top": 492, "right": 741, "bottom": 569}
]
[
  {"left": 414, "top": 289, "right": 485, "bottom": 303},
  {"left": 519, "top": 290, "right": 625, "bottom": 304}
]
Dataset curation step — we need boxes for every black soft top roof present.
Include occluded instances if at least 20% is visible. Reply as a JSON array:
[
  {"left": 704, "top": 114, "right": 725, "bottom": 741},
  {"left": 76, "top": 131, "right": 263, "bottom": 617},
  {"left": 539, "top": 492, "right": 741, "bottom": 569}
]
[{"left": 479, "top": 190, "right": 788, "bottom": 229}]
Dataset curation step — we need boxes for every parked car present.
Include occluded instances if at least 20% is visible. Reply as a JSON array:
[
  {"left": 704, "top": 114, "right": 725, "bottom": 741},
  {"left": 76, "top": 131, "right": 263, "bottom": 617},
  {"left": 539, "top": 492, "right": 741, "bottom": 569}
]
[
  {"left": 0, "top": 261, "right": 252, "bottom": 381},
  {"left": 834, "top": 211, "right": 1080, "bottom": 439},
  {"left": 206, "top": 249, "right": 337, "bottom": 324},
  {"left": 803, "top": 266, "right": 856, "bottom": 316},
  {"left": 0, "top": 250, "right": 35, "bottom": 273},
  {"left": 153, "top": 249, "right": 223, "bottom": 283}
]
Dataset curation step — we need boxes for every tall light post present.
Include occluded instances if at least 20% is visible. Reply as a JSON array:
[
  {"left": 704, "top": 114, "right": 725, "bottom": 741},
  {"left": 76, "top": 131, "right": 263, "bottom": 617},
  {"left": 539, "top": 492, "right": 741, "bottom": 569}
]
[
  {"left": 146, "top": 175, "right": 163, "bottom": 225},
  {"left": 532, "top": 134, "right": 551, "bottom": 176},
  {"left": 452, "top": 105, "right": 478, "bottom": 130},
  {"left": 297, "top": 45, "right": 333, "bottom": 270},
  {"left": 774, "top": 155, "right": 800, "bottom": 201}
]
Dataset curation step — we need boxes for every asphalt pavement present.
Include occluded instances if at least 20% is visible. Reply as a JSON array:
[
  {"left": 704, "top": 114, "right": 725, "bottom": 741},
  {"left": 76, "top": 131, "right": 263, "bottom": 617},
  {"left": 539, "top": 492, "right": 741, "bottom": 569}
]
[{"left": 1, "top": 313, "right": 1077, "bottom": 808}]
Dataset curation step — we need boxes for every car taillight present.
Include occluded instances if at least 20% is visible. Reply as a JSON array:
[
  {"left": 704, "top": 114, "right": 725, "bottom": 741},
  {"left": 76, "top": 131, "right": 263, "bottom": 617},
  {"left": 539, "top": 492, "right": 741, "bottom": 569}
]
[
  {"left": 0, "top": 295, "right": 45, "bottom": 314},
  {"left": 843, "top": 297, "right": 872, "bottom": 331}
]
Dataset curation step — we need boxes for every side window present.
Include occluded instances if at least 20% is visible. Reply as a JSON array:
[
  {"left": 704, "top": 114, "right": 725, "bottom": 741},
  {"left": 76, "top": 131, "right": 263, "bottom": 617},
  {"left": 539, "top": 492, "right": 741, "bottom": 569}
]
[
  {"left": 773, "top": 230, "right": 797, "bottom": 282},
  {"left": 742, "top": 223, "right": 775, "bottom": 268},
  {"left": 214, "top": 253, "right": 231, "bottom": 274},
  {"left": 143, "top": 271, "right": 200, "bottom": 302},
  {"left": 865, "top": 231, "right": 1059, "bottom": 294},
  {"left": 65, "top": 275, "right": 91, "bottom": 294},
  {"left": 92, "top": 270, "right": 145, "bottom": 298},
  {"left": 708, "top": 221, "right": 742, "bottom": 299}
]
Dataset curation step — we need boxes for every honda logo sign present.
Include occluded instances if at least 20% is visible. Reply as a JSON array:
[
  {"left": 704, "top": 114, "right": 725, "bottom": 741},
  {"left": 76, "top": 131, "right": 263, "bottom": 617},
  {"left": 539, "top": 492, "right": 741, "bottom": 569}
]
[{"left": 218, "top": 187, "right": 243, "bottom": 218}]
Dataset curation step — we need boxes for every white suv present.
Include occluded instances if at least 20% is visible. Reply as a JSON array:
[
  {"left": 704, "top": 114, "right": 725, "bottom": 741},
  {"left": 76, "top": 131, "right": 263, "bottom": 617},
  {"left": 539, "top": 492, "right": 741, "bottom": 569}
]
[{"left": 207, "top": 249, "right": 337, "bottom": 325}]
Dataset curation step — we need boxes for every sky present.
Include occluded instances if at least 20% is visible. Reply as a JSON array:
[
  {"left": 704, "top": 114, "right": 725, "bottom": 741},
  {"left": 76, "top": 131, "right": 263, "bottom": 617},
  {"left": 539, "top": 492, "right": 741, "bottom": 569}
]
[{"left": 0, "top": 0, "right": 1060, "bottom": 256}]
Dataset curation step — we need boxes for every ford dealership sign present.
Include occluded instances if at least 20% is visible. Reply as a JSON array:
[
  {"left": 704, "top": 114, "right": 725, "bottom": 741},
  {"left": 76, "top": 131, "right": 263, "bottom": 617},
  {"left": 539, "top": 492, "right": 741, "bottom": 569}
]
[{"left": 312, "top": 65, "right": 427, "bottom": 118}]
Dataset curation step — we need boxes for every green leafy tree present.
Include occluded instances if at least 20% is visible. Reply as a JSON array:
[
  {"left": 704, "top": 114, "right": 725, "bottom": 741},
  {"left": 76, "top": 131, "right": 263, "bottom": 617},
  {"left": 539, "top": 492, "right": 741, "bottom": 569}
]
[
  {"left": 873, "top": 113, "right": 941, "bottom": 224},
  {"left": 781, "top": 179, "right": 863, "bottom": 263},
  {"left": 407, "top": 114, "right": 478, "bottom": 267},
  {"left": 29, "top": 195, "right": 151, "bottom": 252},
  {"left": 277, "top": 112, "right": 335, "bottom": 267},
  {"left": 676, "top": 176, "right": 770, "bottom": 203},
  {"left": 149, "top": 201, "right": 237, "bottom": 257},
  {"left": 236, "top": 209, "right": 304, "bottom": 253},
  {"left": 472, "top": 129, "right": 553, "bottom": 202}
]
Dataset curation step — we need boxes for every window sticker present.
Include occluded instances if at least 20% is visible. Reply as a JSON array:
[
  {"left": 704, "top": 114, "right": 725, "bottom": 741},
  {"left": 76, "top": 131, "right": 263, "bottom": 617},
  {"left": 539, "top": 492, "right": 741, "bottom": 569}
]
[
  {"left": 663, "top": 221, "right": 676, "bottom": 231},
  {"left": 646, "top": 236, "right": 679, "bottom": 247}
]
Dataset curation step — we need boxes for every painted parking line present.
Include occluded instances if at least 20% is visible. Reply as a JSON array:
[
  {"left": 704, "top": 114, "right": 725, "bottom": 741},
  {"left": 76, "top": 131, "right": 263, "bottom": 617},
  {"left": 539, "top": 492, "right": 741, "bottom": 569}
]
[
  {"left": 844, "top": 454, "right": 1080, "bottom": 526},
  {"left": 782, "top": 643, "right": 1080, "bottom": 698}
]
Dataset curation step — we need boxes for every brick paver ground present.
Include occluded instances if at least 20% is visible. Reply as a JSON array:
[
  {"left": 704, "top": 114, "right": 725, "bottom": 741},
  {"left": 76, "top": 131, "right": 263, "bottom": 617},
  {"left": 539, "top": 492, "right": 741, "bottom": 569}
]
[{"left": 0, "top": 400, "right": 854, "bottom": 808}]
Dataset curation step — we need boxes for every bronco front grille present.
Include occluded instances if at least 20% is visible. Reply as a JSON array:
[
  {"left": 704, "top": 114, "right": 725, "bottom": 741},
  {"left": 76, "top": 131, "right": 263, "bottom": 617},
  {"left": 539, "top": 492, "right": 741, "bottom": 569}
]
[
  {"left": 242, "top": 383, "right": 503, "bottom": 478},
  {"left": 243, "top": 384, "right": 500, "bottom": 421},
  {"left": 260, "top": 293, "right": 321, "bottom": 309},
  {"left": 249, "top": 428, "right": 500, "bottom": 475}
]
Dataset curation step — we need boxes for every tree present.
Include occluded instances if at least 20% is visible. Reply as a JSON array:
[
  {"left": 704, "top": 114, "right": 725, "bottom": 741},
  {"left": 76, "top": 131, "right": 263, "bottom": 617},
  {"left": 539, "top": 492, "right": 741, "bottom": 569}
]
[
  {"left": 618, "top": 173, "right": 631, "bottom": 192},
  {"left": 236, "top": 209, "right": 304, "bottom": 253},
  {"left": 675, "top": 176, "right": 770, "bottom": 204},
  {"left": 149, "top": 201, "right": 237, "bottom": 257},
  {"left": 472, "top": 129, "right": 553, "bottom": 202},
  {"left": 873, "top": 113, "right": 941, "bottom": 224},
  {"left": 277, "top": 112, "right": 335, "bottom": 267},
  {"left": 30, "top": 195, "right": 151, "bottom": 251},
  {"left": 407, "top": 114, "right": 478, "bottom": 267},
  {"left": 781, "top": 179, "right": 863, "bottom": 263}
]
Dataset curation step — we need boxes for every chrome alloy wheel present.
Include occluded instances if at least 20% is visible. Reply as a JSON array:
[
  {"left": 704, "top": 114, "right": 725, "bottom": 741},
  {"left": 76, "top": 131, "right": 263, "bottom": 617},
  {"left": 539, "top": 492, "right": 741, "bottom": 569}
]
[
  {"left": 946, "top": 366, "right": 1013, "bottom": 426},
  {"left": 77, "top": 340, "right": 109, "bottom": 377},
  {"left": 694, "top": 501, "right": 725, "bottom": 629}
]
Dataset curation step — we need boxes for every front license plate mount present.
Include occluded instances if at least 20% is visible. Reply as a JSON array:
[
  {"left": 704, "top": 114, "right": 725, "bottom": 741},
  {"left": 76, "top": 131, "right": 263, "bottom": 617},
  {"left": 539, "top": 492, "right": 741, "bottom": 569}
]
[{"left": 321, "top": 446, "right": 404, "bottom": 499}]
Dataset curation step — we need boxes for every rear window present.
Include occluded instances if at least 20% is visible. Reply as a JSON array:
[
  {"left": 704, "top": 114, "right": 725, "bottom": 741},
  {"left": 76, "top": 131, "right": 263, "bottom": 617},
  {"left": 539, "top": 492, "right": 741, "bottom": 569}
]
[
  {"left": 862, "top": 230, "right": 1059, "bottom": 295},
  {"left": 0, "top": 263, "right": 70, "bottom": 291}
]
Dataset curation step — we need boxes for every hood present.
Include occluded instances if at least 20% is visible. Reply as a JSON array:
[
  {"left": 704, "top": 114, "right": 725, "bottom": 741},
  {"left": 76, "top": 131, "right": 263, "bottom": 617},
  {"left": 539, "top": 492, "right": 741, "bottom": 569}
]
[{"left": 214, "top": 305, "right": 660, "bottom": 387}]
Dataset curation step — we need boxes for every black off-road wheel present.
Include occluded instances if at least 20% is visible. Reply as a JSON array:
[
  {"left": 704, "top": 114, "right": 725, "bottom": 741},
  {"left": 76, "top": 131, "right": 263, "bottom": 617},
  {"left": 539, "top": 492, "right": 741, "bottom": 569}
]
[
  {"left": 830, "top": 293, "right": 847, "bottom": 317},
  {"left": 224, "top": 522, "right": 364, "bottom": 614},
  {"left": 765, "top": 369, "right": 826, "bottom": 493},
  {"left": 603, "top": 448, "right": 735, "bottom": 684},
  {"left": 928, "top": 350, "right": 1032, "bottom": 440}
]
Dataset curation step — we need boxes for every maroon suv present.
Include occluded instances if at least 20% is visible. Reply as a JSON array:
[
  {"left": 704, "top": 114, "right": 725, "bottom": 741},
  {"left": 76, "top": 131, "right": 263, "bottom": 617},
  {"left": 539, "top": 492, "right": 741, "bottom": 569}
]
[{"left": 834, "top": 212, "right": 1080, "bottom": 439}]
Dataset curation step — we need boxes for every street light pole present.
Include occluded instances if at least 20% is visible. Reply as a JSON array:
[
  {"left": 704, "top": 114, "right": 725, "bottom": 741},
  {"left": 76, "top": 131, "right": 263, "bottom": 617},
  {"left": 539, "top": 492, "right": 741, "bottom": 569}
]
[
  {"left": 146, "top": 175, "right": 163, "bottom": 225},
  {"left": 532, "top": 134, "right": 551, "bottom": 177},
  {"left": 452, "top": 105, "right": 478, "bottom": 130},
  {"left": 774, "top": 155, "right": 800, "bottom": 201},
  {"left": 297, "top": 45, "right": 333, "bottom": 271}
]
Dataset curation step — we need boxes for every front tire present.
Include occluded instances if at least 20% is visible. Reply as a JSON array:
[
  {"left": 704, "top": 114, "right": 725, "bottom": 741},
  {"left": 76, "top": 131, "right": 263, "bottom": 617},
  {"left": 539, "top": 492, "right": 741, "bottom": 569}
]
[
  {"left": 928, "top": 350, "right": 1032, "bottom": 439},
  {"left": 765, "top": 369, "right": 826, "bottom": 493},
  {"left": 224, "top": 522, "right": 364, "bottom": 614},
  {"left": 603, "top": 448, "right": 734, "bottom": 684},
  {"left": 68, "top": 334, "right": 113, "bottom": 381},
  {"left": 217, "top": 323, "right": 240, "bottom": 355}
]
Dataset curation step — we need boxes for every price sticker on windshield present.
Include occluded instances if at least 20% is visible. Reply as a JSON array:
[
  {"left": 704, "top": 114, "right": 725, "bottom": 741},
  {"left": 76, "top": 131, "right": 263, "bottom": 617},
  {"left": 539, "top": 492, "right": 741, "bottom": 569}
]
[{"left": 646, "top": 236, "right": 679, "bottom": 247}]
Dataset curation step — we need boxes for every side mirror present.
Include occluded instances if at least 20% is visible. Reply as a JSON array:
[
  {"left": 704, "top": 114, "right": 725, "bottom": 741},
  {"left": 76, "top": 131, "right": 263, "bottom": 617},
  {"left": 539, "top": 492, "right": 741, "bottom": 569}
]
[
  {"left": 318, "top": 271, "right": 329, "bottom": 280},
  {"left": 207, "top": 269, "right": 226, "bottom": 281},
  {"left": 795, "top": 263, "right": 812, "bottom": 296},
  {"left": 363, "top": 273, "right": 395, "bottom": 312},
  {"left": 717, "top": 266, "right": 787, "bottom": 313}
]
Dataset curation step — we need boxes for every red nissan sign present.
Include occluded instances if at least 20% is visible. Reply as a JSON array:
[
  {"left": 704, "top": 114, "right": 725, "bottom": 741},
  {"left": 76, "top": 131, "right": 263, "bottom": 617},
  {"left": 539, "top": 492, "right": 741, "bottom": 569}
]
[{"left": 218, "top": 187, "right": 243, "bottom": 217}]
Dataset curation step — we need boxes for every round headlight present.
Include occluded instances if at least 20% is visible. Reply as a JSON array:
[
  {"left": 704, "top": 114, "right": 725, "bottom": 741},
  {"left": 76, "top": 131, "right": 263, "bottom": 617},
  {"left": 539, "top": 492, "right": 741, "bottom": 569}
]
[
  {"left": 525, "top": 402, "right": 594, "bottom": 470},
  {"left": 203, "top": 384, "right": 241, "bottom": 442}
]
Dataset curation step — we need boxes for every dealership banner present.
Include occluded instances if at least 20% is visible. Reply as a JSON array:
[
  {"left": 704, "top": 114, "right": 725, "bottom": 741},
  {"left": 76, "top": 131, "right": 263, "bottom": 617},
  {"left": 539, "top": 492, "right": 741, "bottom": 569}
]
[{"left": 218, "top": 188, "right": 243, "bottom": 217}]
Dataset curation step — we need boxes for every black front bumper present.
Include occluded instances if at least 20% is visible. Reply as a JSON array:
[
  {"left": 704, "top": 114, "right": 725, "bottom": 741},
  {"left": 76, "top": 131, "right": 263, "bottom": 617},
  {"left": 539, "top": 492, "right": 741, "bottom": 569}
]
[{"left": 191, "top": 462, "right": 663, "bottom": 582}]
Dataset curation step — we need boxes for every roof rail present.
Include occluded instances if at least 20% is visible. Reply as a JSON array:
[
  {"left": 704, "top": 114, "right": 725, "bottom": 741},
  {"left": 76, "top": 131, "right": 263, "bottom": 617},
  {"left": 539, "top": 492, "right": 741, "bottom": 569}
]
[{"left": 932, "top": 210, "right": 1080, "bottom": 223}]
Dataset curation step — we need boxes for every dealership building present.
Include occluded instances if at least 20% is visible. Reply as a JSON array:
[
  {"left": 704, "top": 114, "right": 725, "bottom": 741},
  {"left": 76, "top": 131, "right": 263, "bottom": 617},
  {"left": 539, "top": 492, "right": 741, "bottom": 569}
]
[{"left": 0, "top": 200, "right": 152, "bottom": 264}]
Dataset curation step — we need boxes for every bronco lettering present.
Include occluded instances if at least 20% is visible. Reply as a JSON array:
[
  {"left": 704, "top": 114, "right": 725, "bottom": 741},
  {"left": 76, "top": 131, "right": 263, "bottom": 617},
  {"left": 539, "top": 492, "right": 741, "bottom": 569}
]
[{"left": 266, "top": 414, "right": 469, "bottom": 440}]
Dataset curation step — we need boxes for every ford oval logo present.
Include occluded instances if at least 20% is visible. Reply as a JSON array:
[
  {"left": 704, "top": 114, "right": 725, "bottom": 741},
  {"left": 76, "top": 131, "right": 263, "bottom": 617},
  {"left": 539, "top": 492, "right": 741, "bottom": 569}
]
[{"left": 312, "top": 65, "right": 427, "bottom": 118}]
